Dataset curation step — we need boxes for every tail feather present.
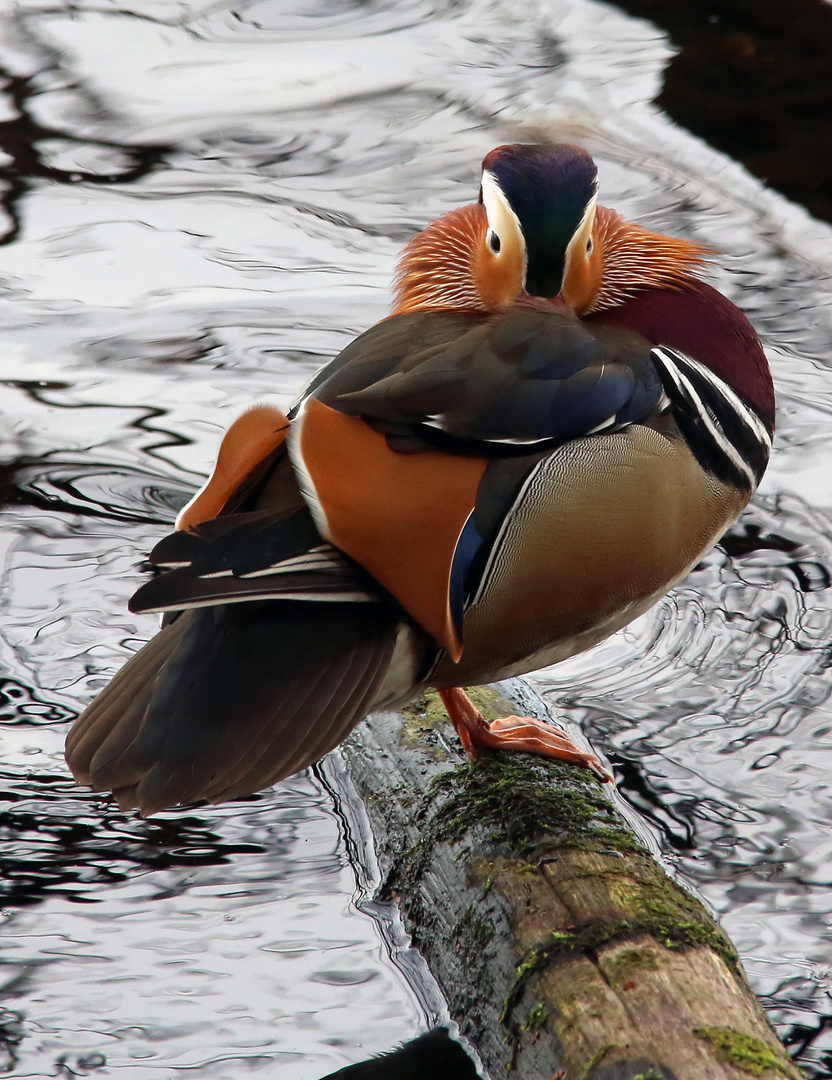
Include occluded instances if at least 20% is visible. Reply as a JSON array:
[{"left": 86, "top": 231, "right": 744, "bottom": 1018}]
[
  {"left": 267, "top": 645, "right": 379, "bottom": 781},
  {"left": 66, "top": 600, "right": 400, "bottom": 815},
  {"left": 66, "top": 624, "right": 184, "bottom": 778},
  {"left": 203, "top": 642, "right": 385, "bottom": 805},
  {"left": 171, "top": 636, "right": 351, "bottom": 804}
]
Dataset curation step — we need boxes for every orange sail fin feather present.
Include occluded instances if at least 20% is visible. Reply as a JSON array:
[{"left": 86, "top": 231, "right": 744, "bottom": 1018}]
[
  {"left": 176, "top": 404, "right": 290, "bottom": 531},
  {"left": 392, "top": 193, "right": 527, "bottom": 315},
  {"left": 567, "top": 205, "right": 711, "bottom": 316},
  {"left": 393, "top": 203, "right": 489, "bottom": 314},
  {"left": 65, "top": 142, "right": 773, "bottom": 812}
]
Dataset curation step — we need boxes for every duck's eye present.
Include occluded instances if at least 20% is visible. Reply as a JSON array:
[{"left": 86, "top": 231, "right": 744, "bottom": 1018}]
[
  {"left": 586, "top": 236, "right": 594, "bottom": 254},
  {"left": 488, "top": 230, "right": 501, "bottom": 254}
]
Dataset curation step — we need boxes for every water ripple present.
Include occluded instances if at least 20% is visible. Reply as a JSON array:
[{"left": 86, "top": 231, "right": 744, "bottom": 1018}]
[{"left": 2, "top": 0, "right": 832, "bottom": 1074}]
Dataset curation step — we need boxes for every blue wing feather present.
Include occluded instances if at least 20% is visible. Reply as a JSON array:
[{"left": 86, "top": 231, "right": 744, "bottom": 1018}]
[
  {"left": 309, "top": 306, "right": 666, "bottom": 453},
  {"left": 449, "top": 513, "right": 485, "bottom": 635}
]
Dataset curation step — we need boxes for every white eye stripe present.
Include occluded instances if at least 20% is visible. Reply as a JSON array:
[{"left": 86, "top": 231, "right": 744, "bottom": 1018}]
[
  {"left": 480, "top": 171, "right": 527, "bottom": 277},
  {"left": 567, "top": 195, "right": 596, "bottom": 252}
]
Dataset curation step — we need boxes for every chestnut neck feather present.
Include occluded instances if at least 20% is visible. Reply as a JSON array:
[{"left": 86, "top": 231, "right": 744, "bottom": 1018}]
[
  {"left": 392, "top": 204, "right": 489, "bottom": 315},
  {"left": 589, "top": 278, "right": 775, "bottom": 429}
]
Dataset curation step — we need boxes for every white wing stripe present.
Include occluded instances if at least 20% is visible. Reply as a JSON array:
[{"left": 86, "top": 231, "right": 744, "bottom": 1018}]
[
  {"left": 653, "top": 347, "right": 772, "bottom": 450},
  {"left": 651, "top": 347, "right": 763, "bottom": 488},
  {"left": 147, "top": 590, "right": 378, "bottom": 614}
]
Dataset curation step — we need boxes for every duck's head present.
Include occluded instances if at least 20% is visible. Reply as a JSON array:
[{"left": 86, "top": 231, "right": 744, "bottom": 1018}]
[
  {"left": 393, "top": 143, "right": 598, "bottom": 314},
  {"left": 479, "top": 143, "right": 598, "bottom": 304},
  {"left": 393, "top": 143, "right": 706, "bottom": 316}
]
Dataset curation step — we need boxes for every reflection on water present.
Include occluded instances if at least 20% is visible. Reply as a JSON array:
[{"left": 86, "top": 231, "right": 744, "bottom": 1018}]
[
  {"left": 1, "top": 0, "right": 831, "bottom": 1076},
  {"left": 0, "top": 67, "right": 170, "bottom": 246}
]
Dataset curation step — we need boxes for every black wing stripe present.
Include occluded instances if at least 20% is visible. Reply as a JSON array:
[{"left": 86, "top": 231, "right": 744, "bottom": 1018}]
[
  {"left": 130, "top": 549, "right": 379, "bottom": 615},
  {"left": 132, "top": 582, "right": 379, "bottom": 615},
  {"left": 651, "top": 347, "right": 771, "bottom": 490},
  {"left": 666, "top": 350, "right": 772, "bottom": 451}
]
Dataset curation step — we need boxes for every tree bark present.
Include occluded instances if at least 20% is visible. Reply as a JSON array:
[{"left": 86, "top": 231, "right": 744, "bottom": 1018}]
[{"left": 339, "top": 682, "right": 803, "bottom": 1080}]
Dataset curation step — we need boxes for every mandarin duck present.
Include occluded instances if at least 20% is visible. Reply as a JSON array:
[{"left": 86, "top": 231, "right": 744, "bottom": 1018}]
[{"left": 66, "top": 144, "right": 774, "bottom": 814}]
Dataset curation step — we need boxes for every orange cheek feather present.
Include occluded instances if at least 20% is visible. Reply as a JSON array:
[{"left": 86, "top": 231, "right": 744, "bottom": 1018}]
[
  {"left": 472, "top": 239, "right": 526, "bottom": 310},
  {"left": 561, "top": 244, "right": 603, "bottom": 315},
  {"left": 297, "top": 398, "right": 488, "bottom": 660},
  {"left": 176, "top": 404, "right": 290, "bottom": 531}
]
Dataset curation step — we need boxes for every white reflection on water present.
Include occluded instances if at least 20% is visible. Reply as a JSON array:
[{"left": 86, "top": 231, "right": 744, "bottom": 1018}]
[
  {"left": 1, "top": 0, "right": 831, "bottom": 1075},
  {"left": 0, "top": 778, "right": 428, "bottom": 1078}
]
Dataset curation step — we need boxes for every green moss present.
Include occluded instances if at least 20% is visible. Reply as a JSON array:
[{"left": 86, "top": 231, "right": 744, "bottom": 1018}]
[
  {"left": 521, "top": 1002, "right": 548, "bottom": 1033},
  {"left": 387, "top": 690, "right": 758, "bottom": 1074},
  {"left": 637, "top": 883, "right": 740, "bottom": 972},
  {"left": 396, "top": 689, "right": 639, "bottom": 867},
  {"left": 455, "top": 685, "right": 520, "bottom": 722},
  {"left": 387, "top": 699, "right": 742, "bottom": 1042},
  {"left": 428, "top": 753, "right": 640, "bottom": 857},
  {"left": 603, "top": 945, "right": 661, "bottom": 987},
  {"left": 630, "top": 1070, "right": 664, "bottom": 1080},
  {"left": 694, "top": 1027, "right": 800, "bottom": 1078},
  {"left": 400, "top": 692, "right": 452, "bottom": 760},
  {"left": 500, "top": 877, "right": 741, "bottom": 1031},
  {"left": 582, "top": 1042, "right": 616, "bottom": 1075},
  {"left": 401, "top": 687, "right": 519, "bottom": 761},
  {"left": 401, "top": 689, "right": 450, "bottom": 728},
  {"left": 383, "top": 733, "right": 643, "bottom": 923},
  {"left": 453, "top": 905, "right": 495, "bottom": 971}
]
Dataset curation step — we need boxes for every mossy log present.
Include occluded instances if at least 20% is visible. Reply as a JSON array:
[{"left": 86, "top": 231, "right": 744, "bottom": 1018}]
[{"left": 339, "top": 682, "right": 803, "bottom": 1080}]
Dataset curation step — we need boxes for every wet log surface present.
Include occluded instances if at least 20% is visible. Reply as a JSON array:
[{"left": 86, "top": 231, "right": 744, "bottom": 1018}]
[{"left": 341, "top": 683, "right": 803, "bottom": 1080}]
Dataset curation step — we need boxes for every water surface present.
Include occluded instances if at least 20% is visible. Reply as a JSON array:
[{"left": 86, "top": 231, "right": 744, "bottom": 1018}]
[{"left": 1, "top": 0, "right": 831, "bottom": 1075}]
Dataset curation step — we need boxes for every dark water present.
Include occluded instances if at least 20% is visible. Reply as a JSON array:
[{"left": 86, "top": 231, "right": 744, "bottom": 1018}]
[
  {"left": 0, "top": 1, "right": 831, "bottom": 1076},
  {"left": 605, "top": 0, "right": 832, "bottom": 225}
]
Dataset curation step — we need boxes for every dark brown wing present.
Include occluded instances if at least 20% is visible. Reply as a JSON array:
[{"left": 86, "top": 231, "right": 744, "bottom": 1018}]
[
  {"left": 66, "top": 599, "right": 400, "bottom": 815},
  {"left": 66, "top": 447, "right": 408, "bottom": 815},
  {"left": 301, "top": 303, "right": 664, "bottom": 451}
]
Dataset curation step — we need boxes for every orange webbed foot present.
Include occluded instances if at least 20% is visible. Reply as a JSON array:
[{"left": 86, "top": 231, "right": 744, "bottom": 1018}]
[{"left": 439, "top": 687, "right": 614, "bottom": 784}]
